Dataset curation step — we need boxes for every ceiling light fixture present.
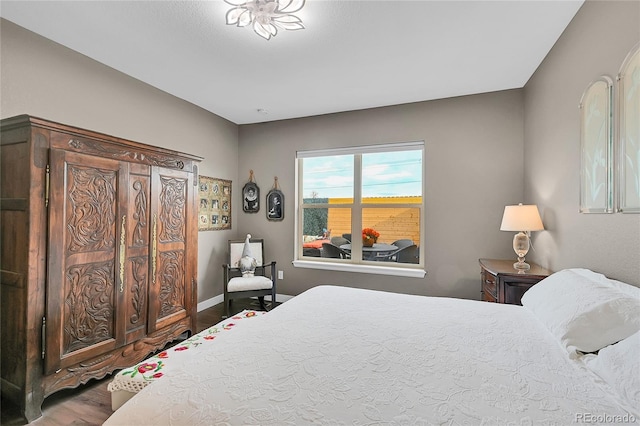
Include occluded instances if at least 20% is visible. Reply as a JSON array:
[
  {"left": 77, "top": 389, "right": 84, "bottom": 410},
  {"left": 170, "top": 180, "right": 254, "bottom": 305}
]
[{"left": 225, "top": 0, "right": 305, "bottom": 40}]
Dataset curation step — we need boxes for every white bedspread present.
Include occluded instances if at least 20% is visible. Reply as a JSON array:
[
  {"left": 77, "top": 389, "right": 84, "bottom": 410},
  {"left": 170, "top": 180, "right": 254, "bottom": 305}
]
[{"left": 104, "top": 285, "right": 638, "bottom": 425}]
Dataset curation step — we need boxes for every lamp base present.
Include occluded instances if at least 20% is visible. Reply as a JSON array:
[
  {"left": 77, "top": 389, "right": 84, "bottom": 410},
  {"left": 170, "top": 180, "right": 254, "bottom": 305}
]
[
  {"left": 513, "top": 259, "right": 531, "bottom": 271},
  {"left": 512, "top": 232, "right": 531, "bottom": 272}
]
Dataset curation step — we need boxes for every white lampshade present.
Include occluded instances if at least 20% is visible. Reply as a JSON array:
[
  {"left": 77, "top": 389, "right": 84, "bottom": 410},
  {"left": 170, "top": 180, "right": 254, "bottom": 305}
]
[{"left": 500, "top": 204, "right": 544, "bottom": 232}]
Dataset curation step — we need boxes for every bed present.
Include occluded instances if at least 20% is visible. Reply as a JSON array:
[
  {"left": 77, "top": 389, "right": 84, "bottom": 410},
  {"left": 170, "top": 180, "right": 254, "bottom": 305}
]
[{"left": 104, "top": 268, "right": 640, "bottom": 425}]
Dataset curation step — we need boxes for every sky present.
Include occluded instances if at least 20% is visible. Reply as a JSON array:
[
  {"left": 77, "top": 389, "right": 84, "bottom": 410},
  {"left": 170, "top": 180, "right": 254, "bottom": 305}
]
[{"left": 302, "top": 150, "right": 422, "bottom": 199}]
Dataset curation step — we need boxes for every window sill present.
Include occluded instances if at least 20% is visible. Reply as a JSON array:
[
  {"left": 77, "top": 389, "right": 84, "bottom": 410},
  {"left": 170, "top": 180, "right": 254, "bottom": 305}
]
[{"left": 292, "top": 260, "right": 427, "bottom": 278}]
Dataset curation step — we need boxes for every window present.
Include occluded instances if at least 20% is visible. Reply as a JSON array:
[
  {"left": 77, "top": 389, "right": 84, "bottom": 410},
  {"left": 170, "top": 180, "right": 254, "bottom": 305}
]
[{"left": 294, "top": 142, "right": 425, "bottom": 278}]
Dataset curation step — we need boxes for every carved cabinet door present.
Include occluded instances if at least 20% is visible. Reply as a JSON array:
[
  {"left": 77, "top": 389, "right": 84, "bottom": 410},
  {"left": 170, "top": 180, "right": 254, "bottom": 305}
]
[
  {"left": 148, "top": 166, "right": 195, "bottom": 333},
  {"left": 45, "top": 149, "right": 129, "bottom": 374},
  {"left": 122, "top": 164, "right": 152, "bottom": 344}
]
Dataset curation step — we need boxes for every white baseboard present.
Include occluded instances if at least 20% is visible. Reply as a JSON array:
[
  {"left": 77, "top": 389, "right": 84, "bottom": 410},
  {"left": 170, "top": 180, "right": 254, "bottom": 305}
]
[
  {"left": 197, "top": 294, "right": 224, "bottom": 312},
  {"left": 197, "top": 293, "right": 294, "bottom": 312}
]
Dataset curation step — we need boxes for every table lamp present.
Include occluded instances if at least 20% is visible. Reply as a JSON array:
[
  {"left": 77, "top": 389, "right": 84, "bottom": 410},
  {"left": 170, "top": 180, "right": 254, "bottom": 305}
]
[{"left": 500, "top": 204, "right": 544, "bottom": 271}]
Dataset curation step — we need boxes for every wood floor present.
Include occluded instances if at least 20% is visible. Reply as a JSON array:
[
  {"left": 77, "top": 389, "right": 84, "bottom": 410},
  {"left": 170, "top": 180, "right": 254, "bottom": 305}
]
[{"left": 1, "top": 299, "right": 273, "bottom": 426}]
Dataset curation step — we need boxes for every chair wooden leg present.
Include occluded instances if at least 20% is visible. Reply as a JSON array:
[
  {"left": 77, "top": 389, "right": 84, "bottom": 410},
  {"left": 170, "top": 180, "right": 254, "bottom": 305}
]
[{"left": 258, "top": 296, "right": 267, "bottom": 311}]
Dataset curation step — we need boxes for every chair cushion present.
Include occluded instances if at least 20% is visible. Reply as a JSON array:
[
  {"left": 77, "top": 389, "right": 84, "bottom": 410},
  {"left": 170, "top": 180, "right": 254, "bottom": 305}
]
[{"left": 228, "top": 276, "right": 273, "bottom": 292}]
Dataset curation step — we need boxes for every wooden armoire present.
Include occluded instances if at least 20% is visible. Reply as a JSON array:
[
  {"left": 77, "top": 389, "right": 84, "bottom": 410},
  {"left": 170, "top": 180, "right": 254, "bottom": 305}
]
[{"left": 0, "top": 115, "right": 202, "bottom": 422}]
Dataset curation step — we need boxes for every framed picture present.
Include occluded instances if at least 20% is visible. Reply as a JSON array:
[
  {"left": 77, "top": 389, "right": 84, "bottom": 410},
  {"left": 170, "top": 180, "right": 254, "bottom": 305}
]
[
  {"left": 198, "top": 176, "right": 231, "bottom": 231},
  {"left": 243, "top": 181, "right": 260, "bottom": 213},
  {"left": 267, "top": 188, "right": 284, "bottom": 221},
  {"left": 618, "top": 42, "right": 640, "bottom": 213},
  {"left": 579, "top": 75, "right": 614, "bottom": 213}
]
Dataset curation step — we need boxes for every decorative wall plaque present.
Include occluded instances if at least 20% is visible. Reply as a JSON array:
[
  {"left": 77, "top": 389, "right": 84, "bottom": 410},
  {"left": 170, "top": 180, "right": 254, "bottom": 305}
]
[
  {"left": 618, "top": 42, "right": 640, "bottom": 213},
  {"left": 579, "top": 75, "right": 614, "bottom": 213}
]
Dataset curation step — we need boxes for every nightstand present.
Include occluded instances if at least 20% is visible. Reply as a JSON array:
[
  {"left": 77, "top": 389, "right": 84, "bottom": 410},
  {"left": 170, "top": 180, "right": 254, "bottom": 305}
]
[{"left": 479, "top": 258, "right": 553, "bottom": 305}]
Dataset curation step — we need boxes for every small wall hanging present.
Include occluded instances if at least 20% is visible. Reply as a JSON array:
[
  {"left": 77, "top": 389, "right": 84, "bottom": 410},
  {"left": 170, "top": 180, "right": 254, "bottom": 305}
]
[
  {"left": 617, "top": 42, "right": 640, "bottom": 213},
  {"left": 267, "top": 176, "right": 284, "bottom": 221},
  {"left": 242, "top": 170, "right": 260, "bottom": 213},
  {"left": 579, "top": 75, "right": 614, "bottom": 213},
  {"left": 198, "top": 176, "right": 231, "bottom": 231}
]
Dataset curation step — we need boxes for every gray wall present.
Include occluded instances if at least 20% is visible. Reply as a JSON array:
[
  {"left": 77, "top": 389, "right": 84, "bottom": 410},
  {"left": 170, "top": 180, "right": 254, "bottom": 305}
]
[
  {"left": 0, "top": 19, "right": 238, "bottom": 303},
  {"left": 238, "top": 90, "right": 525, "bottom": 299},
  {"left": 524, "top": 0, "right": 640, "bottom": 286}
]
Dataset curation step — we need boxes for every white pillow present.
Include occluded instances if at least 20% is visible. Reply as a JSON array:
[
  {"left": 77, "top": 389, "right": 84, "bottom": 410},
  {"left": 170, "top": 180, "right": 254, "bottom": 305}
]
[
  {"left": 570, "top": 268, "right": 640, "bottom": 299},
  {"left": 521, "top": 269, "right": 640, "bottom": 356},
  {"left": 584, "top": 331, "right": 640, "bottom": 414}
]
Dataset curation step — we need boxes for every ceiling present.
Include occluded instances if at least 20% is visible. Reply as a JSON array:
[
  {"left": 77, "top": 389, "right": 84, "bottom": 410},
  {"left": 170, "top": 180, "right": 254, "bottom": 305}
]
[{"left": 0, "top": 0, "right": 584, "bottom": 125}]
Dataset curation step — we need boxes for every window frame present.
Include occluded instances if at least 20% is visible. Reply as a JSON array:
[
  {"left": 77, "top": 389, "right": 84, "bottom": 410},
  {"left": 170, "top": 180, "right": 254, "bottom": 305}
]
[{"left": 293, "top": 141, "right": 426, "bottom": 278}]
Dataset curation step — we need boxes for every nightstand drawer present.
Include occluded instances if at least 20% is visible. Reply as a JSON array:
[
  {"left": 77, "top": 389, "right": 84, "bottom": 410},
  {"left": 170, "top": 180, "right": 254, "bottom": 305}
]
[{"left": 481, "top": 269, "right": 497, "bottom": 301}]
